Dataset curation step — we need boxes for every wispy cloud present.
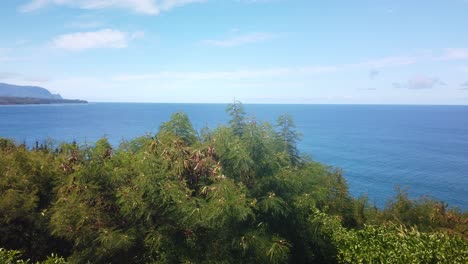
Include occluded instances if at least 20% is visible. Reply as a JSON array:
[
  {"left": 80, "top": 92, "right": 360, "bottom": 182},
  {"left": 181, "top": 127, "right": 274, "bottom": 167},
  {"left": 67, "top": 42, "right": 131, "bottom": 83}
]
[
  {"left": 0, "top": 48, "right": 19, "bottom": 62},
  {"left": 394, "top": 75, "right": 446, "bottom": 90},
  {"left": 158, "top": 0, "right": 207, "bottom": 11},
  {"left": 202, "top": 32, "right": 280, "bottom": 47},
  {"left": 358, "top": 88, "right": 377, "bottom": 91},
  {"left": 369, "top": 69, "right": 379, "bottom": 79},
  {"left": 238, "top": 0, "right": 277, "bottom": 3},
  {"left": 65, "top": 13, "right": 106, "bottom": 29},
  {"left": 51, "top": 29, "right": 144, "bottom": 51},
  {"left": 66, "top": 21, "right": 103, "bottom": 29},
  {"left": 353, "top": 55, "right": 417, "bottom": 68},
  {"left": 23, "top": 76, "right": 50, "bottom": 83},
  {"left": 0, "top": 72, "right": 19, "bottom": 80},
  {"left": 408, "top": 75, "right": 446, "bottom": 89},
  {"left": 348, "top": 48, "right": 468, "bottom": 69},
  {"left": 19, "top": 0, "right": 206, "bottom": 15},
  {"left": 460, "top": 81, "right": 468, "bottom": 90},
  {"left": 113, "top": 66, "right": 339, "bottom": 81},
  {"left": 440, "top": 48, "right": 468, "bottom": 60},
  {"left": 112, "top": 51, "right": 454, "bottom": 83},
  {"left": 0, "top": 72, "right": 51, "bottom": 85}
]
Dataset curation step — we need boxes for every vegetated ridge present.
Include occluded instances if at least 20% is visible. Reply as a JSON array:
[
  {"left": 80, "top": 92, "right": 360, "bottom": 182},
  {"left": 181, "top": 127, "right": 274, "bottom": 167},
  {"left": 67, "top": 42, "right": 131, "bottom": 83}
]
[{"left": 0, "top": 83, "right": 87, "bottom": 105}]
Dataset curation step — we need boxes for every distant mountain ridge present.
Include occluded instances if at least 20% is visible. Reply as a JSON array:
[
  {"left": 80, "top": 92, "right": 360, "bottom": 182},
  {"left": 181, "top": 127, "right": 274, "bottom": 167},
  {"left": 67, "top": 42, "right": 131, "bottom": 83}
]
[
  {"left": 0, "top": 96, "right": 87, "bottom": 105},
  {"left": 0, "top": 83, "right": 62, "bottom": 99},
  {"left": 0, "top": 83, "right": 87, "bottom": 105}
]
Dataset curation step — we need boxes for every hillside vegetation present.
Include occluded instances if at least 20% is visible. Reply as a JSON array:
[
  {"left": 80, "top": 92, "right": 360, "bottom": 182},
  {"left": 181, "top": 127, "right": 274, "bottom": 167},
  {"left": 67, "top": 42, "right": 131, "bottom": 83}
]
[
  {"left": 0, "top": 102, "right": 466, "bottom": 263},
  {"left": 0, "top": 83, "right": 62, "bottom": 100},
  {"left": 0, "top": 96, "right": 87, "bottom": 105}
]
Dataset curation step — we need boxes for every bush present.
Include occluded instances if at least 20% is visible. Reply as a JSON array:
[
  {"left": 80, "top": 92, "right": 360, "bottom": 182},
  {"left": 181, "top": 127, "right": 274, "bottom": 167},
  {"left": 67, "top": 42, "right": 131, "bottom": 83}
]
[{"left": 0, "top": 103, "right": 466, "bottom": 263}]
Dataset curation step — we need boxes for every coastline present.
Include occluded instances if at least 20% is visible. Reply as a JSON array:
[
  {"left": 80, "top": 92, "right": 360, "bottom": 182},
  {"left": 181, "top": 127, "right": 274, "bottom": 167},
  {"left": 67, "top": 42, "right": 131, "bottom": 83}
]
[{"left": 0, "top": 96, "right": 88, "bottom": 105}]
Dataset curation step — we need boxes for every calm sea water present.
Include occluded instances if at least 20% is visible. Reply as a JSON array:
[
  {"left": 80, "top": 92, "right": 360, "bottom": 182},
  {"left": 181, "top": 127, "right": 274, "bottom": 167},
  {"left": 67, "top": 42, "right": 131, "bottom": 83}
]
[{"left": 1, "top": 103, "right": 467, "bottom": 209}]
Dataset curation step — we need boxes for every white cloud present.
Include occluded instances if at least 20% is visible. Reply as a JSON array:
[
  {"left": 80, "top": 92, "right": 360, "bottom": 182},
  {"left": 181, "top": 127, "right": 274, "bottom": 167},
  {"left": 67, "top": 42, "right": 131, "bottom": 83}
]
[
  {"left": 18, "top": 0, "right": 49, "bottom": 12},
  {"left": 0, "top": 72, "right": 51, "bottom": 85},
  {"left": 407, "top": 75, "right": 445, "bottom": 89},
  {"left": 298, "top": 66, "right": 340, "bottom": 74},
  {"left": 369, "top": 69, "right": 379, "bottom": 79},
  {"left": 110, "top": 50, "right": 452, "bottom": 84},
  {"left": 353, "top": 55, "right": 417, "bottom": 68},
  {"left": 0, "top": 48, "right": 18, "bottom": 62},
  {"left": 358, "top": 88, "right": 377, "bottom": 91},
  {"left": 202, "top": 32, "right": 280, "bottom": 47},
  {"left": 158, "top": 0, "right": 207, "bottom": 11},
  {"left": 66, "top": 21, "right": 103, "bottom": 29},
  {"left": 51, "top": 29, "right": 143, "bottom": 51},
  {"left": 113, "top": 66, "right": 339, "bottom": 81},
  {"left": 19, "top": 0, "right": 206, "bottom": 15},
  {"left": 239, "top": 0, "right": 276, "bottom": 3},
  {"left": 0, "top": 48, "right": 9, "bottom": 54},
  {"left": 394, "top": 75, "right": 446, "bottom": 90},
  {"left": 440, "top": 48, "right": 468, "bottom": 60},
  {"left": 0, "top": 72, "right": 19, "bottom": 80},
  {"left": 346, "top": 48, "right": 468, "bottom": 69},
  {"left": 23, "top": 76, "right": 50, "bottom": 83},
  {"left": 130, "top": 31, "right": 145, "bottom": 39}
]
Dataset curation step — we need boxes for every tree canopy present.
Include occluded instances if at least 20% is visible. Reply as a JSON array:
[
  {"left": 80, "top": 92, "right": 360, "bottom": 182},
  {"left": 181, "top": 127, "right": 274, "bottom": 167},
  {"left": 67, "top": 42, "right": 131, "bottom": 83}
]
[{"left": 0, "top": 103, "right": 466, "bottom": 263}]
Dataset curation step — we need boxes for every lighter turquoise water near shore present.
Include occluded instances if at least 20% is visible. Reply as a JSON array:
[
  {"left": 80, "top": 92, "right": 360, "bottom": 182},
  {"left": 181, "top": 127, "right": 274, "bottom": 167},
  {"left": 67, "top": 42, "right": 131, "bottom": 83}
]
[{"left": 1, "top": 103, "right": 467, "bottom": 209}]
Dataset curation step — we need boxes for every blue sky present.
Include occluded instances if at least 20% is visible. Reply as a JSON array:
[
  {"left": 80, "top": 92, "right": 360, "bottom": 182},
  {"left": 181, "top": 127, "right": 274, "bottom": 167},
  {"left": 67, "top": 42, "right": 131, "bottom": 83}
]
[{"left": 1, "top": 0, "right": 468, "bottom": 104}]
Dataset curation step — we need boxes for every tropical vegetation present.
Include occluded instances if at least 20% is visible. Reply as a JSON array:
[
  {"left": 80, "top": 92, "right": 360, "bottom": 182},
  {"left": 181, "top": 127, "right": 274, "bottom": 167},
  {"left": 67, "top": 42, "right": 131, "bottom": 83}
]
[{"left": 0, "top": 102, "right": 466, "bottom": 263}]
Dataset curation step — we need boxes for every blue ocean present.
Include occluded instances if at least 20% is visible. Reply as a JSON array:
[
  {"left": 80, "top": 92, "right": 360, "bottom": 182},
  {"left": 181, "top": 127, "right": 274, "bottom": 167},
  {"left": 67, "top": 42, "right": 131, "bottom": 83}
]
[{"left": 0, "top": 103, "right": 467, "bottom": 209}]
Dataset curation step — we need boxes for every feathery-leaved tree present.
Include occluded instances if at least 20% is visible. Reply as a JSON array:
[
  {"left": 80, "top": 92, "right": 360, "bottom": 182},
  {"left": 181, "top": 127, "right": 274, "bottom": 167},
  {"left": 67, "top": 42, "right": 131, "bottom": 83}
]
[
  {"left": 276, "top": 114, "right": 302, "bottom": 166},
  {"left": 159, "top": 112, "right": 198, "bottom": 145},
  {"left": 0, "top": 103, "right": 466, "bottom": 263},
  {"left": 226, "top": 100, "right": 247, "bottom": 137}
]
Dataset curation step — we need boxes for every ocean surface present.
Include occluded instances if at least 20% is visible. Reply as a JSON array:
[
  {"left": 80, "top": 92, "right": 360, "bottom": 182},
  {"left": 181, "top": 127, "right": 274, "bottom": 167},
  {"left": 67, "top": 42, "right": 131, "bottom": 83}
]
[{"left": 0, "top": 103, "right": 467, "bottom": 209}]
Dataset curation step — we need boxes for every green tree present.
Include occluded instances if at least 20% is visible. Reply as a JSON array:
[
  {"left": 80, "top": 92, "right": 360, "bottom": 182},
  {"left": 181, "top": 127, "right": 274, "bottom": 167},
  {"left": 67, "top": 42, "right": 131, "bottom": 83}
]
[
  {"left": 276, "top": 114, "right": 302, "bottom": 165},
  {"left": 0, "top": 104, "right": 467, "bottom": 263},
  {"left": 158, "top": 112, "right": 198, "bottom": 145},
  {"left": 226, "top": 101, "right": 247, "bottom": 137},
  {"left": 0, "top": 143, "right": 68, "bottom": 261}
]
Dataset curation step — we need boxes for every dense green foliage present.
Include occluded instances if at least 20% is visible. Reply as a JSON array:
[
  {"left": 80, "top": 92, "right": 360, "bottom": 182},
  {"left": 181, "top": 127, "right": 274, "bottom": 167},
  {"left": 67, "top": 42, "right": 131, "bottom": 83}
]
[
  {"left": 0, "top": 103, "right": 467, "bottom": 263},
  {"left": 334, "top": 224, "right": 467, "bottom": 263},
  {"left": 0, "top": 96, "right": 87, "bottom": 105},
  {"left": 0, "top": 248, "right": 66, "bottom": 264}
]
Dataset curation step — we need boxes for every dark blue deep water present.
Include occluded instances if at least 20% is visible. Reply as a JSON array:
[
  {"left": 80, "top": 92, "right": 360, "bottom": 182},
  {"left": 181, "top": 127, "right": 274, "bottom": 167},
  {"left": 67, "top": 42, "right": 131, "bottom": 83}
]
[{"left": 1, "top": 103, "right": 467, "bottom": 209}]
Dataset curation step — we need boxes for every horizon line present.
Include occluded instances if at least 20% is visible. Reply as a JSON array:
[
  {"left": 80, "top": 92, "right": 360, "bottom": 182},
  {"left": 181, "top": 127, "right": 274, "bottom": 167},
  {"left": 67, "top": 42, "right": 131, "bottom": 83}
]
[{"left": 85, "top": 101, "right": 468, "bottom": 106}]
